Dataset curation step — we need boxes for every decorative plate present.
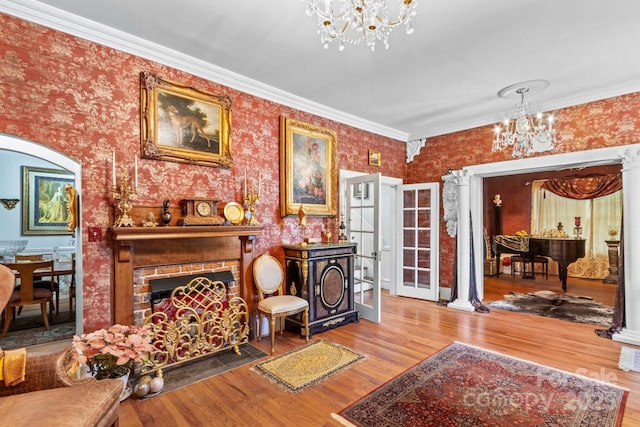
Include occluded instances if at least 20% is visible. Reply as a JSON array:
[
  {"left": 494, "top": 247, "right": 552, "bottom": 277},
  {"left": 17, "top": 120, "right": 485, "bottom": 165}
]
[{"left": 224, "top": 202, "right": 244, "bottom": 225}]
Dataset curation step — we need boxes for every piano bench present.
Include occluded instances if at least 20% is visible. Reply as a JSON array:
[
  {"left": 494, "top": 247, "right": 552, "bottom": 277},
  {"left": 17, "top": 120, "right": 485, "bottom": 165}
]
[
  {"left": 534, "top": 256, "right": 549, "bottom": 279},
  {"left": 510, "top": 255, "right": 549, "bottom": 280}
]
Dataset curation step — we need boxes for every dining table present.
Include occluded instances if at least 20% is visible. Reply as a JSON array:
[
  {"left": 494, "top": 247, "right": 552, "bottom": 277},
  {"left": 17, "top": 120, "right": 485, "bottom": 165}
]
[{"left": 3, "top": 259, "right": 74, "bottom": 281}]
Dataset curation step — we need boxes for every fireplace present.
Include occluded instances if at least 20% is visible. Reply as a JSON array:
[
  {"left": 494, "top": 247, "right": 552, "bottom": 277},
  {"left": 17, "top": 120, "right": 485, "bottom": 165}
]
[
  {"left": 140, "top": 272, "right": 250, "bottom": 374},
  {"left": 110, "top": 224, "right": 262, "bottom": 339},
  {"left": 149, "top": 270, "right": 235, "bottom": 315}
]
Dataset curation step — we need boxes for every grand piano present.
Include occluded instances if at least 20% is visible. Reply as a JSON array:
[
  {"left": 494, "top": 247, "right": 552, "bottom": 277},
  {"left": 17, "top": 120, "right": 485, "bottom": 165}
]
[{"left": 494, "top": 235, "right": 586, "bottom": 292}]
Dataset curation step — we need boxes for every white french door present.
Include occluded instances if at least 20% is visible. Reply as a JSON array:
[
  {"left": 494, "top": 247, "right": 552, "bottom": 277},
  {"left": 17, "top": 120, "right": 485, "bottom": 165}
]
[
  {"left": 346, "top": 173, "right": 381, "bottom": 323},
  {"left": 396, "top": 182, "right": 440, "bottom": 301}
]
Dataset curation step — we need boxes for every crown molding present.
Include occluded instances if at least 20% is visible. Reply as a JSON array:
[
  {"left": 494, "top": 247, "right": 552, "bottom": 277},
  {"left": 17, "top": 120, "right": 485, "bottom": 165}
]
[
  {"left": 6, "top": 1, "right": 640, "bottom": 145},
  {"left": 0, "top": 0, "right": 408, "bottom": 142}
]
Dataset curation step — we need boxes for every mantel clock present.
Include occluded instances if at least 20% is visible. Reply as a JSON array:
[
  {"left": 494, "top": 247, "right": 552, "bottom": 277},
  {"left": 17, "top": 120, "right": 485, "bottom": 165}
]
[{"left": 179, "top": 198, "right": 225, "bottom": 226}]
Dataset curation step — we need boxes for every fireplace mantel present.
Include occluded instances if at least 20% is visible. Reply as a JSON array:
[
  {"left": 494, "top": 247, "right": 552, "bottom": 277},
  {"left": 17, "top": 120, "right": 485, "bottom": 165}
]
[{"left": 110, "top": 225, "right": 263, "bottom": 334}]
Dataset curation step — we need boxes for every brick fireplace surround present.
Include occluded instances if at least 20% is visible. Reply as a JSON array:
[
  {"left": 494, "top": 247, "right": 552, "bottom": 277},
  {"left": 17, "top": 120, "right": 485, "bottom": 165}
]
[{"left": 110, "top": 224, "right": 263, "bottom": 339}]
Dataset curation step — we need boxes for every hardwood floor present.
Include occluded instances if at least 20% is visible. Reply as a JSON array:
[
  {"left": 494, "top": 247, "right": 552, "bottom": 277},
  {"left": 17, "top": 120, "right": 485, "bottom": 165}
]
[{"left": 119, "top": 274, "right": 638, "bottom": 426}]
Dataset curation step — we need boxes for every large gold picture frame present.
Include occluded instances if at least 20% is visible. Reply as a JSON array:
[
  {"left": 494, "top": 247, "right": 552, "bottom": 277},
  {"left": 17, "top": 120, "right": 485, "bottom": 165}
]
[
  {"left": 22, "top": 166, "right": 75, "bottom": 235},
  {"left": 140, "top": 72, "right": 233, "bottom": 168},
  {"left": 279, "top": 116, "right": 337, "bottom": 217}
]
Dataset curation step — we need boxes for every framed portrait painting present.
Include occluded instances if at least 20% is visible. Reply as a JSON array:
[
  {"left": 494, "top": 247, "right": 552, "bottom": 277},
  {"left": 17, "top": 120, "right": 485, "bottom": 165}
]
[
  {"left": 22, "top": 166, "right": 74, "bottom": 235},
  {"left": 279, "top": 116, "right": 337, "bottom": 217},
  {"left": 140, "top": 71, "right": 233, "bottom": 168}
]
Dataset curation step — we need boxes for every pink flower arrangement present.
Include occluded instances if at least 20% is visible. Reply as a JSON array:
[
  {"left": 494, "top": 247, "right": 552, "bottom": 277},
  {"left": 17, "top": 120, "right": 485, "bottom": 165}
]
[{"left": 72, "top": 324, "right": 154, "bottom": 379}]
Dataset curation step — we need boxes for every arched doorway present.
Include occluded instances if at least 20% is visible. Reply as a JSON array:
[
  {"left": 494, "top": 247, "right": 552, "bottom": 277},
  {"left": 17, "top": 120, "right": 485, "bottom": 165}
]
[{"left": 0, "top": 133, "right": 82, "bottom": 346}]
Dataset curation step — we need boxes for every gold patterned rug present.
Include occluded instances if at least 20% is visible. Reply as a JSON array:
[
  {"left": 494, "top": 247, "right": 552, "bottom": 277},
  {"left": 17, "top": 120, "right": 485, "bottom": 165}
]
[{"left": 253, "top": 340, "right": 364, "bottom": 392}]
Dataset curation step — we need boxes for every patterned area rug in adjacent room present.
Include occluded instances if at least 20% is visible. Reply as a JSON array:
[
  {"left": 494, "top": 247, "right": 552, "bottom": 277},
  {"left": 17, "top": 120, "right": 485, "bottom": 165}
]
[
  {"left": 0, "top": 310, "right": 76, "bottom": 349},
  {"left": 487, "top": 290, "right": 613, "bottom": 327},
  {"left": 254, "top": 340, "right": 364, "bottom": 392},
  {"left": 335, "top": 342, "right": 627, "bottom": 427}
]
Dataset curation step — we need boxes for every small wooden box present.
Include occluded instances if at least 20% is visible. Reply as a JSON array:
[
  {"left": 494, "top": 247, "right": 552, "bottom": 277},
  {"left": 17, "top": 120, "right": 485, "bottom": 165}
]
[{"left": 483, "top": 258, "right": 497, "bottom": 276}]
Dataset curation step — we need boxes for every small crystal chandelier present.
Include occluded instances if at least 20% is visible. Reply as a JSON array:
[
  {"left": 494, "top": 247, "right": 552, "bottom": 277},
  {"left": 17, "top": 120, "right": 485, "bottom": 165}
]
[
  {"left": 492, "top": 80, "right": 556, "bottom": 158},
  {"left": 304, "top": 0, "right": 418, "bottom": 51}
]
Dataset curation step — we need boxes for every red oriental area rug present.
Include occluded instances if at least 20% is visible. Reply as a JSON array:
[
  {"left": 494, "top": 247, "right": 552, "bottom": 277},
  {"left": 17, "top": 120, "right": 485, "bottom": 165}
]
[{"left": 335, "top": 342, "right": 627, "bottom": 427}]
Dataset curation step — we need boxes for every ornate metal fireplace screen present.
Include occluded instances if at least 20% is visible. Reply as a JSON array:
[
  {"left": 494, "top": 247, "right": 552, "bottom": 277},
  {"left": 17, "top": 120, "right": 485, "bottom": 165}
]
[{"left": 141, "top": 276, "right": 250, "bottom": 374}]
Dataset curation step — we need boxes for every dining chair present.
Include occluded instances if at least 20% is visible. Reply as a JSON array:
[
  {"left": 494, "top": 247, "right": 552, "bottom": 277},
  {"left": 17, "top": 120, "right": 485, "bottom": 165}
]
[
  {"left": 68, "top": 252, "right": 76, "bottom": 317},
  {"left": 16, "top": 253, "right": 60, "bottom": 315},
  {"left": 1, "top": 260, "right": 53, "bottom": 337},
  {"left": 253, "top": 254, "right": 309, "bottom": 355},
  {"left": 0, "top": 265, "right": 13, "bottom": 325}
]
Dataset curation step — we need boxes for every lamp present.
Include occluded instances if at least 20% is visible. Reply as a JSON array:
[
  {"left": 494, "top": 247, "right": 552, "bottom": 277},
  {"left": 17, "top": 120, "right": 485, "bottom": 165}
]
[
  {"left": 304, "top": 0, "right": 418, "bottom": 51},
  {"left": 0, "top": 199, "right": 19, "bottom": 210},
  {"left": 574, "top": 216, "right": 582, "bottom": 239},
  {"left": 492, "top": 80, "right": 556, "bottom": 158}
]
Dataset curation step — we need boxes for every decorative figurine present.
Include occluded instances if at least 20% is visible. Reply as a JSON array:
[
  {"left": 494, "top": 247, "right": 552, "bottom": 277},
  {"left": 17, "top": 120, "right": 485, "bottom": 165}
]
[
  {"left": 142, "top": 212, "right": 157, "bottom": 227},
  {"left": 298, "top": 204, "right": 308, "bottom": 245},
  {"left": 493, "top": 194, "right": 502, "bottom": 206}
]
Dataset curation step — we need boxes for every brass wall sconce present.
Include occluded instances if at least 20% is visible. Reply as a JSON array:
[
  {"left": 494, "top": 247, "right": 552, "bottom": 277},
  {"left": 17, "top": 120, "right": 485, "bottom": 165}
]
[{"left": 0, "top": 199, "right": 20, "bottom": 210}]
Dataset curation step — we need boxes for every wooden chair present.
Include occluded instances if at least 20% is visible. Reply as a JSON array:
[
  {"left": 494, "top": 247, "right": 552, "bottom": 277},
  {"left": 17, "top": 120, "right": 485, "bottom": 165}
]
[
  {"left": 253, "top": 254, "right": 309, "bottom": 355},
  {"left": 1, "top": 261, "right": 53, "bottom": 337},
  {"left": 16, "top": 253, "right": 60, "bottom": 314},
  {"left": 68, "top": 253, "right": 76, "bottom": 317},
  {"left": 0, "top": 264, "right": 13, "bottom": 322}
]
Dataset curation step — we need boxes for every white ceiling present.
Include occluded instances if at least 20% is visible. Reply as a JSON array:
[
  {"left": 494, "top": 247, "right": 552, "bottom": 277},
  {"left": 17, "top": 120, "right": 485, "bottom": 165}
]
[{"left": 4, "top": 0, "right": 640, "bottom": 142}]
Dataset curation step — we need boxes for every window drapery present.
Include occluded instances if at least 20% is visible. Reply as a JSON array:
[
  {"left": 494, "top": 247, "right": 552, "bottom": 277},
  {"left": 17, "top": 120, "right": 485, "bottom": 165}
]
[
  {"left": 531, "top": 179, "right": 622, "bottom": 279},
  {"left": 541, "top": 174, "right": 621, "bottom": 200}
]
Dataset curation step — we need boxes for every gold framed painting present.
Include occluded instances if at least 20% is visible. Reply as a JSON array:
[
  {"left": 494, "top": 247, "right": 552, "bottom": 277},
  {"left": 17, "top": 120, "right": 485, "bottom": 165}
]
[
  {"left": 279, "top": 116, "right": 337, "bottom": 217},
  {"left": 368, "top": 149, "right": 381, "bottom": 166},
  {"left": 140, "top": 71, "right": 233, "bottom": 168},
  {"left": 22, "top": 166, "right": 75, "bottom": 235}
]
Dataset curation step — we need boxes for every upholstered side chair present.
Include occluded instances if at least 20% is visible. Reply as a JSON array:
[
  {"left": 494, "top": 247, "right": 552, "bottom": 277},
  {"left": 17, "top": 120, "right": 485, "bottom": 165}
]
[{"left": 253, "top": 254, "right": 309, "bottom": 354}]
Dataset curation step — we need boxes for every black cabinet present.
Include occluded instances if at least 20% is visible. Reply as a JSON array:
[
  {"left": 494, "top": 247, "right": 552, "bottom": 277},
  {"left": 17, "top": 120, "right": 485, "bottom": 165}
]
[{"left": 283, "top": 243, "right": 358, "bottom": 337}]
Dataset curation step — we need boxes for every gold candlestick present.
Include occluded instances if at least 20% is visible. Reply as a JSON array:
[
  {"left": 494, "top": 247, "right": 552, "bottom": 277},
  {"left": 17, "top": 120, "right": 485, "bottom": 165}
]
[
  {"left": 112, "top": 169, "right": 138, "bottom": 227},
  {"left": 243, "top": 183, "right": 260, "bottom": 226}
]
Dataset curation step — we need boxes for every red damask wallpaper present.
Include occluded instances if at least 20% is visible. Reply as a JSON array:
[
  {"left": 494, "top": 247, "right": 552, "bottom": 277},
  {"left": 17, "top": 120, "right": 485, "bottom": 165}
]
[
  {"left": 2, "top": 12, "right": 639, "bottom": 330},
  {"left": 406, "top": 93, "right": 640, "bottom": 286},
  {"left": 0, "top": 14, "right": 405, "bottom": 330}
]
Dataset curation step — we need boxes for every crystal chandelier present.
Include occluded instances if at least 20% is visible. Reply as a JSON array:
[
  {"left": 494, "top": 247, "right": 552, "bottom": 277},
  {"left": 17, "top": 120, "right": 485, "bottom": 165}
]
[
  {"left": 492, "top": 80, "right": 556, "bottom": 158},
  {"left": 304, "top": 0, "right": 418, "bottom": 51}
]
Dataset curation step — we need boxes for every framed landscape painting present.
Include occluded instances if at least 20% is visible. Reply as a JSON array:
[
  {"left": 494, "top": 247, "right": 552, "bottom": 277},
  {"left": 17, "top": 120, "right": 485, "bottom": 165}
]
[
  {"left": 279, "top": 116, "right": 337, "bottom": 217},
  {"left": 140, "top": 71, "right": 233, "bottom": 168},
  {"left": 22, "top": 166, "right": 74, "bottom": 235}
]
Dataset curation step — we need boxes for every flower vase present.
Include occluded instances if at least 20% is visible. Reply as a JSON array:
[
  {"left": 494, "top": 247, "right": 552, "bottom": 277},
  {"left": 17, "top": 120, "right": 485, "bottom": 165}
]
[{"left": 116, "top": 371, "right": 131, "bottom": 401}]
